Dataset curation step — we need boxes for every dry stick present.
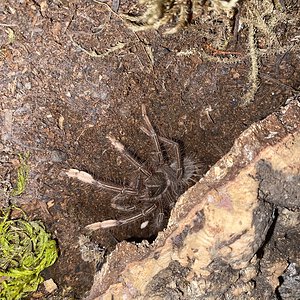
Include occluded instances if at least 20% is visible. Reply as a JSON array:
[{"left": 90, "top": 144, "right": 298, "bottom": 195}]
[
  {"left": 69, "top": 35, "right": 126, "bottom": 58},
  {"left": 242, "top": 22, "right": 259, "bottom": 106},
  {"left": 205, "top": 44, "right": 242, "bottom": 56},
  {"left": 92, "top": 0, "right": 153, "bottom": 71}
]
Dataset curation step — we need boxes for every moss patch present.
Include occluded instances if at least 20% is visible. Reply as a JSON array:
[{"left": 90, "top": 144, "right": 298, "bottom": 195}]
[
  {"left": 10, "top": 152, "right": 30, "bottom": 197},
  {"left": 0, "top": 208, "right": 58, "bottom": 300}
]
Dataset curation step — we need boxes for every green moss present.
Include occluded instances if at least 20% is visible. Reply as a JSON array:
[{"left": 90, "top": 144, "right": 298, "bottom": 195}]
[
  {"left": 11, "top": 152, "right": 30, "bottom": 197},
  {"left": 0, "top": 207, "right": 58, "bottom": 299}
]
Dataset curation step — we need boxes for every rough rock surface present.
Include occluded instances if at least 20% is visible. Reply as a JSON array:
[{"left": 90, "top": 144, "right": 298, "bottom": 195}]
[{"left": 86, "top": 99, "right": 300, "bottom": 299}]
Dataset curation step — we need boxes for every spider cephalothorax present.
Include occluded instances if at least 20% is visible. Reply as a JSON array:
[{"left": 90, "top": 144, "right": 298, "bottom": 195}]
[{"left": 67, "top": 105, "right": 202, "bottom": 231}]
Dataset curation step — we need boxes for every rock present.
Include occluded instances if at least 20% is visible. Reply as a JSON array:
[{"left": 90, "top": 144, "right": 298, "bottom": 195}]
[{"left": 86, "top": 99, "right": 300, "bottom": 300}]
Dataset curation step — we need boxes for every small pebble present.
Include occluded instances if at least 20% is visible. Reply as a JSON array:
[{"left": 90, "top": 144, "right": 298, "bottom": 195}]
[{"left": 51, "top": 150, "right": 67, "bottom": 162}]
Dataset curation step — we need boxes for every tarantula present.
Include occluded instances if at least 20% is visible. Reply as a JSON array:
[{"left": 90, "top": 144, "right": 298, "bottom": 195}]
[{"left": 67, "top": 105, "right": 201, "bottom": 231}]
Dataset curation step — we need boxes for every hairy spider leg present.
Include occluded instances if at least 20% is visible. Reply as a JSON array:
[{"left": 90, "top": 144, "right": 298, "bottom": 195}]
[
  {"left": 107, "top": 135, "right": 152, "bottom": 177},
  {"left": 164, "top": 188, "right": 176, "bottom": 206},
  {"left": 139, "top": 127, "right": 184, "bottom": 180},
  {"left": 156, "top": 197, "right": 165, "bottom": 228},
  {"left": 85, "top": 203, "right": 157, "bottom": 231},
  {"left": 95, "top": 180, "right": 139, "bottom": 195},
  {"left": 110, "top": 172, "right": 144, "bottom": 212},
  {"left": 111, "top": 193, "right": 136, "bottom": 212},
  {"left": 117, "top": 203, "right": 157, "bottom": 226},
  {"left": 66, "top": 169, "right": 139, "bottom": 195},
  {"left": 158, "top": 136, "right": 183, "bottom": 180},
  {"left": 141, "top": 104, "right": 164, "bottom": 164}
]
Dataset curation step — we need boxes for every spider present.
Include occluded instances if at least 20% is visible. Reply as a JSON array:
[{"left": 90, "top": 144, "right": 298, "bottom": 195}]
[{"left": 66, "top": 105, "right": 201, "bottom": 231}]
